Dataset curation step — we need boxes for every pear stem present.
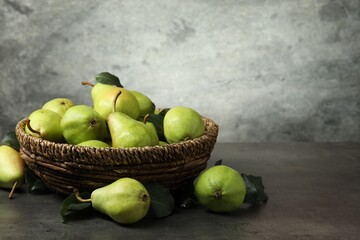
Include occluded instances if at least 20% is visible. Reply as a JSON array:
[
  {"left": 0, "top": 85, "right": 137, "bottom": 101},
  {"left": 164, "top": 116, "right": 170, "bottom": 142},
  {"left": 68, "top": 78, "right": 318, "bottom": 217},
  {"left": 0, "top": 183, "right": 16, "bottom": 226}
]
[
  {"left": 141, "top": 193, "right": 149, "bottom": 202},
  {"left": 214, "top": 190, "right": 222, "bottom": 200},
  {"left": 8, "top": 181, "right": 17, "bottom": 199},
  {"left": 143, "top": 114, "right": 149, "bottom": 124},
  {"left": 26, "top": 119, "right": 41, "bottom": 136},
  {"left": 73, "top": 189, "right": 92, "bottom": 203},
  {"left": 81, "top": 81, "right": 95, "bottom": 87},
  {"left": 112, "top": 90, "right": 122, "bottom": 113}
]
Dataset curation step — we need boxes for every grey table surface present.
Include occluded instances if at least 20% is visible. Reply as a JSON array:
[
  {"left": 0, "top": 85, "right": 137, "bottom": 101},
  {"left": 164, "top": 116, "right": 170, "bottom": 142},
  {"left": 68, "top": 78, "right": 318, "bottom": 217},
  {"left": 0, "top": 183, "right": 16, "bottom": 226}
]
[{"left": 1, "top": 142, "right": 359, "bottom": 240}]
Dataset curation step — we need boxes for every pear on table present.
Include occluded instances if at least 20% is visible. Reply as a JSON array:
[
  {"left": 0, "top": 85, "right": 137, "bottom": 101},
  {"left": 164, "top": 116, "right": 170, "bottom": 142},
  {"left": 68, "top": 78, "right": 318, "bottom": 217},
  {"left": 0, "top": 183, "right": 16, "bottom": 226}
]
[
  {"left": 0, "top": 145, "right": 25, "bottom": 199},
  {"left": 75, "top": 178, "right": 151, "bottom": 224}
]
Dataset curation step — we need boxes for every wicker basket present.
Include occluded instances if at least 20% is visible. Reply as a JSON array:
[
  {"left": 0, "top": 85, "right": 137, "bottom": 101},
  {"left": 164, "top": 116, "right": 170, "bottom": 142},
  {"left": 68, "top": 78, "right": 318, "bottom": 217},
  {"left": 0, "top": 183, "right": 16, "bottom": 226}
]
[{"left": 15, "top": 117, "right": 219, "bottom": 195}]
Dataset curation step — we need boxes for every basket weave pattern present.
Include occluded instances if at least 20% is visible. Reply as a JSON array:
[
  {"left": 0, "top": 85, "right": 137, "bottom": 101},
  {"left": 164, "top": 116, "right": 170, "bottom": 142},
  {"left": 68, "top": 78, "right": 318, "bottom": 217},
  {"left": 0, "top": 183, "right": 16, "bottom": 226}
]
[{"left": 16, "top": 117, "right": 219, "bottom": 195}]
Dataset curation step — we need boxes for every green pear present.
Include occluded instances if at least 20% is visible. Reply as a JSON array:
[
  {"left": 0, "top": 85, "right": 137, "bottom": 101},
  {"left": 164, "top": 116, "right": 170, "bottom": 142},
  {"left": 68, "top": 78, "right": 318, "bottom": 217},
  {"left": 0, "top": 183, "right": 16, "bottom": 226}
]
[
  {"left": 25, "top": 109, "right": 63, "bottom": 142},
  {"left": 108, "top": 112, "right": 159, "bottom": 148},
  {"left": 163, "top": 106, "right": 205, "bottom": 143},
  {"left": 60, "top": 105, "right": 109, "bottom": 145},
  {"left": 107, "top": 91, "right": 159, "bottom": 148},
  {"left": 77, "top": 140, "right": 110, "bottom": 148},
  {"left": 76, "top": 178, "right": 151, "bottom": 224},
  {"left": 0, "top": 145, "right": 25, "bottom": 199},
  {"left": 42, "top": 98, "right": 74, "bottom": 117},
  {"left": 130, "top": 90, "right": 155, "bottom": 118},
  {"left": 194, "top": 165, "right": 246, "bottom": 213},
  {"left": 87, "top": 82, "right": 140, "bottom": 120},
  {"left": 143, "top": 117, "right": 158, "bottom": 138}
]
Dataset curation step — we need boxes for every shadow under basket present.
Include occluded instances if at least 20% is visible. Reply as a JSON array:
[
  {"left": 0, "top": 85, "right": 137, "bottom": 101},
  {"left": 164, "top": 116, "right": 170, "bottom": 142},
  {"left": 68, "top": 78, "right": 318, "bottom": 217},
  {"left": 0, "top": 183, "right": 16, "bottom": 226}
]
[{"left": 15, "top": 117, "right": 219, "bottom": 195}]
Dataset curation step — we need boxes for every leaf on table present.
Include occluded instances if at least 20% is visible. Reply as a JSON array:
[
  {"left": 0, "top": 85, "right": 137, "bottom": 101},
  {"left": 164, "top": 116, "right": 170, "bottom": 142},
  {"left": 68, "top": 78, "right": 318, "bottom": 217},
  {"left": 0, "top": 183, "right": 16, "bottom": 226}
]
[
  {"left": 95, "top": 72, "right": 123, "bottom": 87},
  {"left": 241, "top": 173, "right": 269, "bottom": 205},
  {"left": 171, "top": 180, "right": 198, "bottom": 209},
  {"left": 25, "top": 168, "right": 51, "bottom": 194},
  {"left": 1, "top": 131, "right": 20, "bottom": 150},
  {"left": 60, "top": 192, "right": 92, "bottom": 223},
  {"left": 144, "top": 182, "right": 175, "bottom": 218},
  {"left": 214, "top": 159, "right": 223, "bottom": 166}
]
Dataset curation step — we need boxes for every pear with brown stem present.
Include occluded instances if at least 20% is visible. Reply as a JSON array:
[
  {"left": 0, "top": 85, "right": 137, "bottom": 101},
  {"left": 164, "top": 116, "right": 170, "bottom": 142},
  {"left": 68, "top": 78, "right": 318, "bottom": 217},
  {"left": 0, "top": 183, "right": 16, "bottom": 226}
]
[
  {"left": 74, "top": 178, "right": 151, "bottom": 224},
  {"left": 0, "top": 145, "right": 25, "bottom": 199},
  {"left": 82, "top": 81, "right": 140, "bottom": 120},
  {"left": 107, "top": 91, "right": 159, "bottom": 148},
  {"left": 25, "top": 109, "right": 64, "bottom": 142}
]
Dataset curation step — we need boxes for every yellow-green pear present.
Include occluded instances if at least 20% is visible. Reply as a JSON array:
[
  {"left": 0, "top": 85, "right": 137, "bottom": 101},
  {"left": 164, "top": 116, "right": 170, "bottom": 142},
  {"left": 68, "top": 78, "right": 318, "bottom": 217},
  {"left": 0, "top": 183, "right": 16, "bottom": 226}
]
[
  {"left": 194, "top": 165, "right": 246, "bottom": 213},
  {"left": 107, "top": 91, "right": 159, "bottom": 148},
  {"left": 42, "top": 98, "right": 74, "bottom": 117},
  {"left": 108, "top": 112, "right": 159, "bottom": 148},
  {"left": 0, "top": 145, "right": 25, "bottom": 199},
  {"left": 130, "top": 90, "right": 155, "bottom": 118},
  {"left": 84, "top": 82, "right": 141, "bottom": 120},
  {"left": 163, "top": 106, "right": 205, "bottom": 143},
  {"left": 75, "top": 178, "right": 151, "bottom": 224},
  {"left": 25, "top": 109, "right": 63, "bottom": 142},
  {"left": 143, "top": 116, "right": 158, "bottom": 138},
  {"left": 60, "top": 105, "right": 109, "bottom": 145}
]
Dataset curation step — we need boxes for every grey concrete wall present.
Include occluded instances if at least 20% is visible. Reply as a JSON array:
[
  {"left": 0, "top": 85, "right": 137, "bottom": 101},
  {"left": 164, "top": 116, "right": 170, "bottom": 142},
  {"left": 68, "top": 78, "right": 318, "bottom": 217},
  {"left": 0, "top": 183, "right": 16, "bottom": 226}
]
[{"left": 1, "top": 0, "right": 359, "bottom": 142}]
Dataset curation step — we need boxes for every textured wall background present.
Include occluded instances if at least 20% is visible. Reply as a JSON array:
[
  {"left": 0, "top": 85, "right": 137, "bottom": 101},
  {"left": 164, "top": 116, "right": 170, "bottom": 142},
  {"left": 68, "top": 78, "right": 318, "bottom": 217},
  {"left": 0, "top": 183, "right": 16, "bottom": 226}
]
[{"left": 0, "top": 0, "right": 359, "bottom": 142}]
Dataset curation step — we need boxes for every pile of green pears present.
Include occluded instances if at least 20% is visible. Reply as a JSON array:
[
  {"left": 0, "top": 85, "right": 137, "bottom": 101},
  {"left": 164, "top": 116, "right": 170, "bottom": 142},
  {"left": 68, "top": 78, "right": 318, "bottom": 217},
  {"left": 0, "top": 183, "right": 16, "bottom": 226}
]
[
  {"left": 25, "top": 72, "right": 206, "bottom": 148},
  {"left": 1, "top": 72, "right": 207, "bottom": 224}
]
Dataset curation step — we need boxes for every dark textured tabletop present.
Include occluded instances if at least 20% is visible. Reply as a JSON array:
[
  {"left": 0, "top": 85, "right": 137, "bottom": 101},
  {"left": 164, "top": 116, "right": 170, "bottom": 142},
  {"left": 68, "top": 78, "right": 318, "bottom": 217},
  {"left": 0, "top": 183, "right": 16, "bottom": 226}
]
[{"left": 1, "top": 142, "right": 359, "bottom": 239}]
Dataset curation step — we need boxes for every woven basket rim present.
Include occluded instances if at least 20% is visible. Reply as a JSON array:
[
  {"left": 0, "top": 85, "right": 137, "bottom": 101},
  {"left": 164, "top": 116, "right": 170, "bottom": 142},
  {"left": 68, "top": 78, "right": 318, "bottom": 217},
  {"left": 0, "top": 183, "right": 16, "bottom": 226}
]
[{"left": 16, "top": 116, "right": 219, "bottom": 163}]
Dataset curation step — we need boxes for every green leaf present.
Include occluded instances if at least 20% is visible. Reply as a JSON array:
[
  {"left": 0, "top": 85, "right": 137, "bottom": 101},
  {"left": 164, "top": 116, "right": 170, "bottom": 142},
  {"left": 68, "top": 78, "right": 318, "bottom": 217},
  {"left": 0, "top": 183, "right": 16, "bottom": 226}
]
[
  {"left": 171, "top": 180, "right": 198, "bottom": 209},
  {"left": 95, "top": 72, "right": 123, "bottom": 87},
  {"left": 241, "top": 174, "right": 268, "bottom": 205},
  {"left": 144, "top": 182, "right": 175, "bottom": 218},
  {"left": 1, "top": 131, "right": 20, "bottom": 150},
  {"left": 214, "top": 159, "right": 223, "bottom": 166},
  {"left": 157, "top": 108, "right": 170, "bottom": 117},
  {"left": 146, "top": 113, "right": 167, "bottom": 142},
  {"left": 25, "top": 168, "right": 51, "bottom": 194},
  {"left": 60, "top": 192, "right": 92, "bottom": 223}
]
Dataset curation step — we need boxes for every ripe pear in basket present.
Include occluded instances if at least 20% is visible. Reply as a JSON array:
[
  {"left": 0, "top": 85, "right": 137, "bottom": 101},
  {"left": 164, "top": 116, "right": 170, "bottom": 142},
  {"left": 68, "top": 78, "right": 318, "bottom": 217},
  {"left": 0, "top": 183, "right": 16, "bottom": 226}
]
[{"left": 16, "top": 102, "right": 219, "bottom": 195}]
